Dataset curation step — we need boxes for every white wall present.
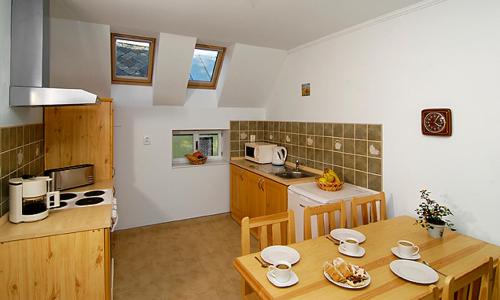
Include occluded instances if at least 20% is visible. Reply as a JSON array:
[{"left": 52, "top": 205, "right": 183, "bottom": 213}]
[
  {"left": 153, "top": 33, "right": 196, "bottom": 105},
  {"left": 218, "top": 43, "right": 287, "bottom": 107},
  {"left": 267, "top": 0, "right": 500, "bottom": 244},
  {"left": 112, "top": 85, "right": 265, "bottom": 229},
  {"left": 0, "top": 0, "right": 42, "bottom": 126},
  {"left": 49, "top": 18, "right": 111, "bottom": 97}
]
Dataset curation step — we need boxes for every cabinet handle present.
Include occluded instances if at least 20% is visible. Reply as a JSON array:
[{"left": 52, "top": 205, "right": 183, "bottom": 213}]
[
  {"left": 239, "top": 174, "right": 244, "bottom": 181},
  {"left": 258, "top": 179, "right": 263, "bottom": 190},
  {"left": 261, "top": 179, "right": 264, "bottom": 191},
  {"left": 299, "top": 204, "right": 305, "bottom": 208}
]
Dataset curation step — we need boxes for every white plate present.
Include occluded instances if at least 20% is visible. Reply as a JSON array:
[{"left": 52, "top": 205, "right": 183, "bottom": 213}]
[
  {"left": 266, "top": 270, "right": 299, "bottom": 288},
  {"left": 330, "top": 229, "right": 366, "bottom": 243},
  {"left": 261, "top": 246, "right": 300, "bottom": 265},
  {"left": 339, "top": 245, "right": 365, "bottom": 258},
  {"left": 323, "top": 270, "right": 371, "bottom": 289},
  {"left": 391, "top": 247, "right": 421, "bottom": 260},
  {"left": 389, "top": 260, "right": 439, "bottom": 285}
]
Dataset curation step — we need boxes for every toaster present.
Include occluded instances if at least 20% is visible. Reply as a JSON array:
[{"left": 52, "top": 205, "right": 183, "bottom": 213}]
[{"left": 44, "top": 164, "right": 95, "bottom": 191}]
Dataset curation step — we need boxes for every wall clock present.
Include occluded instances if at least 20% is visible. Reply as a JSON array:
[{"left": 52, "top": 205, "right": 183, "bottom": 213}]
[{"left": 421, "top": 108, "right": 452, "bottom": 136}]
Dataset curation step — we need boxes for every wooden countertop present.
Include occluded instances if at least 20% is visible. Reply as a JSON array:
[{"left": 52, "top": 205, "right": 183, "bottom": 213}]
[
  {"left": 230, "top": 158, "right": 321, "bottom": 186},
  {"left": 0, "top": 180, "right": 114, "bottom": 243},
  {"left": 64, "top": 179, "right": 114, "bottom": 192}
]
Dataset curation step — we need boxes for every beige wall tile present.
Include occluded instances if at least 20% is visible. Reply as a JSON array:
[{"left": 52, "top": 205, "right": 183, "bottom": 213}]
[
  {"left": 299, "top": 122, "right": 306, "bottom": 134},
  {"left": 355, "top": 140, "right": 367, "bottom": 155},
  {"left": 306, "top": 123, "right": 315, "bottom": 135},
  {"left": 368, "top": 174, "right": 382, "bottom": 191},
  {"left": 343, "top": 124, "right": 354, "bottom": 138},
  {"left": 333, "top": 151, "right": 343, "bottom": 166},
  {"left": 368, "top": 158, "right": 382, "bottom": 175},
  {"left": 324, "top": 150, "right": 333, "bottom": 164},
  {"left": 230, "top": 121, "right": 239, "bottom": 130},
  {"left": 344, "top": 168, "right": 354, "bottom": 184},
  {"left": 240, "top": 121, "right": 249, "bottom": 131},
  {"left": 355, "top": 171, "right": 368, "bottom": 188},
  {"left": 344, "top": 153, "right": 355, "bottom": 169},
  {"left": 355, "top": 124, "right": 368, "bottom": 140},
  {"left": 333, "top": 123, "right": 343, "bottom": 137},
  {"left": 324, "top": 123, "right": 333, "bottom": 136},
  {"left": 324, "top": 137, "right": 333, "bottom": 150},
  {"left": 314, "top": 123, "right": 324, "bottom": 136},
  {"left": 355, "top": 155, "right": 368, "bottom": 172},
  {"left": 368, "top": 141, "right": 382, "bottom": 157},
  {"left": 368, "top": 124, "right": 382, "bottom": 141}
]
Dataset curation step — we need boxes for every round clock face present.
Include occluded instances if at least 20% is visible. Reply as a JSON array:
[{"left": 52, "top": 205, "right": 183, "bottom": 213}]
[{"left": 424, "top": 112, "right": 446, "bottom": 133}]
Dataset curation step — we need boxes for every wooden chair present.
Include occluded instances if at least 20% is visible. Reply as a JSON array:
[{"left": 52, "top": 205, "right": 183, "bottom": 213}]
[
  {"left": 429, "top": 257, "right": 494, "bottom": 300},
  {"left": 240, "top": 211, "right": 295, "bottom": 299},
  {"left": 351, "top": 192, "right": 387, "bottom": 227},
  {"left": 241, "top": 210, "right": 295, "bottom": 255},
  {"left": 303, "top": 201, "right": 346, "bottom": 240}
]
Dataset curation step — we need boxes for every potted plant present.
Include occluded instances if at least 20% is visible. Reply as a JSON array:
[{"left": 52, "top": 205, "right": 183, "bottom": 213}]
[{"left": 415, "top": 190, "right": 455, "bottom": 238}]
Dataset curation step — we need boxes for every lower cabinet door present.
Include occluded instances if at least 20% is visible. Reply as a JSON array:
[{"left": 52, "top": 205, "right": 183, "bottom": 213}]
[{"left": 0, "top": 229, "right": 107, "bottom": 300}]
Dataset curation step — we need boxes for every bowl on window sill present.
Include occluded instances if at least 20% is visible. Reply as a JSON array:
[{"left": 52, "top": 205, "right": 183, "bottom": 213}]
[{"left": 185, "top": 152, "right": 208, "bottom": 165}]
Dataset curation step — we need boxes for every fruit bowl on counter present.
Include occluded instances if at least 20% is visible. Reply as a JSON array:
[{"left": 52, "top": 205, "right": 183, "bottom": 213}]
[
  {"left": 185, "top": 151, "right": 207, "bottom": 165},
  {"left": 316, "top": 169, "right": 343, "bottom": 191}
]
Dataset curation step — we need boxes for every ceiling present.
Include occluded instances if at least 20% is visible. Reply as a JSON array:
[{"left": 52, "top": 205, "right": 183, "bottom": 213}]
[{"left": 50, "top": 0, "right": 424, "bottom": 50}]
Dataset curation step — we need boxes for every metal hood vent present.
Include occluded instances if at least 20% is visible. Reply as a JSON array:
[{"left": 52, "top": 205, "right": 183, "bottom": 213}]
[{"left": 9, "top": 0, "right": 98, "bottom": 106}]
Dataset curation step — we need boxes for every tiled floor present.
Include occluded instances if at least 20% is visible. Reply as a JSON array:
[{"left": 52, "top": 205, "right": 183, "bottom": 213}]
[{"left": 112, "top": 213, "right": 255, "bottom": 300}]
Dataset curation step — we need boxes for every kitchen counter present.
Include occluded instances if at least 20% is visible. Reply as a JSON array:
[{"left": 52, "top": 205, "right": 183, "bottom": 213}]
[
  {"left": 65, "top": 179, "right": 114, "bottom": 193},
  {"left": 230, "top": 158, "right": 321, "bottom": 186},
  {"left": 0, "top": 179, "right": 114, "bottom": 243}
]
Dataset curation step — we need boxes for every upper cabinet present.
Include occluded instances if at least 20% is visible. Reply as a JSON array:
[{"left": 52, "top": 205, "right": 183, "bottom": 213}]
[{"left": 44, "top": 99, "right": 114, "bottom": 181}]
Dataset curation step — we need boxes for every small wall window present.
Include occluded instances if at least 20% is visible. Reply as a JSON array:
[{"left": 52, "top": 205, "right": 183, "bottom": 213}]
[
  {"left": 111, "top": 33, "right": 156, "bottom": 85},
  {"left": 172, "top": 130, "right": 224, "bottom": 164},
  {"left": 188, "top": 44, "right": 226, "bottom": 90}
]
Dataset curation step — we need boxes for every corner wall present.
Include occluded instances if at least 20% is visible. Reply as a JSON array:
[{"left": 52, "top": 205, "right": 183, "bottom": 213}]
[
  {"left": 266, "top": 0, "right": 500, "bottom": 244},
  {"left": 112, "top": 85, "right": 265, "bottom": 229}
]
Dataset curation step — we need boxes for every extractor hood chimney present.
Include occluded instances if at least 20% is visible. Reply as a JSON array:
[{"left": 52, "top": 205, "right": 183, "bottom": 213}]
[{"left": 9, "top": 0, "right": 98, "bottom": 106}]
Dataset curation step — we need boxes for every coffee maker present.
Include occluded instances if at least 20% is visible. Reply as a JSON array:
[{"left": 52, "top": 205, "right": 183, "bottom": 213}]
[{"left": 9, "top": 176, "right": 60, "bottom": 223}]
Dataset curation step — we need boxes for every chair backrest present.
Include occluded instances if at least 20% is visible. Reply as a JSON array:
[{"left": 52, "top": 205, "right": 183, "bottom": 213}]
[
  {"left": 351, "top": 192, "right": 387, "bottom": 227},
  {"left": 303, "top": 201, "right": 346, "bottom": 240},
  {"left": 240, "top": 210, "right": 295, "bottom": 256},
  {"left": 440, "top": 257, "right": 494, "bottom": 300}
]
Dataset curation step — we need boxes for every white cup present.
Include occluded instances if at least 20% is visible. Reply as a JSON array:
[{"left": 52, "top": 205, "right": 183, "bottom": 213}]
[
  {"left": 397, "top": 240, "right": 419, "bottom": 257},
  {"left": 340, "top": 237, "right": 360, "bottom": 254},
  {"left": 268, "top": 260, "right": 292, "bottom": 283}
]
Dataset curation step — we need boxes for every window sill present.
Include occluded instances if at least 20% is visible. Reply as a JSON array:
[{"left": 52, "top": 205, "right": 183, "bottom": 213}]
[{"left": 172, "top": 159, "right": 229, "bottom": 169}]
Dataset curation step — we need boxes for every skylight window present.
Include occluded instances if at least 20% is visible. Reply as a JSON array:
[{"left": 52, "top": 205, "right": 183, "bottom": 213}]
[
  {"left": 111, "top": 33, "right": 156, "bottom": 85},
  {"left": 188, "top": 44, "right": 225, "bottom": 89}
]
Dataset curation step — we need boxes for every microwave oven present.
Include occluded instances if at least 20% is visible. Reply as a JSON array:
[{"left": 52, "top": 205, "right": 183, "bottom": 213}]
[{"left": 245, "top": 142, "right": 276, "bottom": 164}]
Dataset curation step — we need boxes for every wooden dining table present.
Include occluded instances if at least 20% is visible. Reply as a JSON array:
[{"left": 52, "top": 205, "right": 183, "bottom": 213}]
[{"left": 233, "top": 216, "right": 500, "bottom": 299}]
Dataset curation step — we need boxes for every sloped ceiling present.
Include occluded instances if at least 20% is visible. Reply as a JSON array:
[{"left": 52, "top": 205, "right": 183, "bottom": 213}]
[
  {"left": 217, "top": 44, "right": 286, "bottom": 108},
  {"left": 51, "top": 0, "right": 424, "bottom": 50}
]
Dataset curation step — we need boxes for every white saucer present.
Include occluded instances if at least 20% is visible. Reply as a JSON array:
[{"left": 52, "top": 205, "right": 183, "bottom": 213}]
[
  {"left": 338, "top": 245, "right": 365, "bottom": 258},
  {"left": 266, "top": 270, "right": 299, "bottom": 288},
  {"left": 391, "top": 247, "right": 421, "bottom": 260},
  {"left": 331, "top": 228, "right": 366, "bottom": 243}
]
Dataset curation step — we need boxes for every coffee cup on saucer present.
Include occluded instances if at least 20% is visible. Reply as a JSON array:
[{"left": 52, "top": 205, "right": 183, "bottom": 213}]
[
  {"left": 268, "top": 260, "right": 292, "bottom": 283},
  {"left": 340, "top": 237, "right": 360, "bottom": 254},
  {"left": 397, "top": 240, "right": 419, "bottom": 257}
]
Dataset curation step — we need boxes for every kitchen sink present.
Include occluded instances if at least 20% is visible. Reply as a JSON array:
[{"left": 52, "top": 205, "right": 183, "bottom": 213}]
[{"left": 274, "top": 170, "right": 316, "bottom": 179}]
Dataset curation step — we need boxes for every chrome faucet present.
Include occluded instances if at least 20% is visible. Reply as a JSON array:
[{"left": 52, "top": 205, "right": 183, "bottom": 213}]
[{"left": 295, "top": 160, "right": 300, "bottom": 171}]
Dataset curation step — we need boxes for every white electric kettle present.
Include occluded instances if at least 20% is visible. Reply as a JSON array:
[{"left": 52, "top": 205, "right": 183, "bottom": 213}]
[{"left": 272, "top": 146, "right": 288, "bottom": 166}]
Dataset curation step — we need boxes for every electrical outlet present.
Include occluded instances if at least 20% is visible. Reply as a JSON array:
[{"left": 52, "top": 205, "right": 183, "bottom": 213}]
[{"left": 143, "top": 136, "right": 152, "bottom": 145}]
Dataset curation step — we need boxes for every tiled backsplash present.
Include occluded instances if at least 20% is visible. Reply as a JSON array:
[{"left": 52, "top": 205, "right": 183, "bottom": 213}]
[
  {"left": 0, "top": 124, "right": 45, "bottom": 217},
  {"left": 230, "top": 121, "right": 383, "bottom": 191}
]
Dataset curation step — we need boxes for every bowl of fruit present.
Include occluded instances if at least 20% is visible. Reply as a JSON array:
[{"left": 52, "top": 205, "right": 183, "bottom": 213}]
[
  {"left": 185, "top": 151, "right": 207, "bottom": 165},
  {"left": 316, "top": 169, "right": 343, "bottom": 191}
]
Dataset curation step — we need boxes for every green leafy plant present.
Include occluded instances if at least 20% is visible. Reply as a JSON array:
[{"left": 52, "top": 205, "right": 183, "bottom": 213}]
[{"left": 415, "top": 190, "right": 455, "bottom": 231}]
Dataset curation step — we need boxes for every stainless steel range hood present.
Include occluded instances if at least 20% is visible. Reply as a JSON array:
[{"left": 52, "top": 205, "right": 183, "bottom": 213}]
[{"left": 9, "top": 0, "right": 98, "bottom": 106}]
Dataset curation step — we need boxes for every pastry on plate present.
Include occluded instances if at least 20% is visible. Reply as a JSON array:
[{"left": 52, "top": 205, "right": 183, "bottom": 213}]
[{"left": 324, "top": 257, "right": 369, "bottom": 287}]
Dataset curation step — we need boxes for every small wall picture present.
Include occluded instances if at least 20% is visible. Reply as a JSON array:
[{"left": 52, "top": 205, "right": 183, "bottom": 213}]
[{"left": 301, "top": 83, "right": 310, "bottom": 96}]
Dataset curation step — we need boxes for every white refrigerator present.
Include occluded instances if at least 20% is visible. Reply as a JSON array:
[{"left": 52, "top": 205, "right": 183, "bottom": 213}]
[{"left": 288, "top": 182, "right": 376, "bottom": 242}]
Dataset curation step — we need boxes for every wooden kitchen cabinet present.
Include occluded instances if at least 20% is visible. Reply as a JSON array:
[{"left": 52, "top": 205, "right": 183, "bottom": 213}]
[
  {"left": 0, "top": 228, "right": 111, "bottom": 300},
  {"left": 230, "top": 164, "right": 288, "bottom": 225},
  {"left": 230, "top": 165, "right": 248, "bottom": 222},
  {"left": 44, "top": 99, "right": 114, "bottom": 181}
]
